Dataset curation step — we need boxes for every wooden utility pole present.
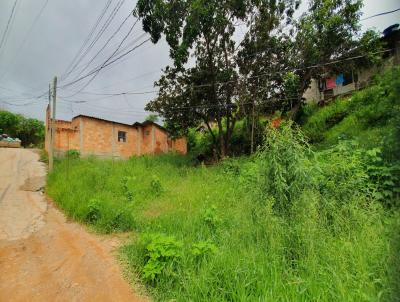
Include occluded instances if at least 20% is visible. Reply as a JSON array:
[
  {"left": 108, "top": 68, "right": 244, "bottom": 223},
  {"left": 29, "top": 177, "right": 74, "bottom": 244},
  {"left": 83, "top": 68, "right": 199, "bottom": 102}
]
[
  {"left": 395, "top": 41, "right": 400, "bottom": 65},
  {"left": 49, "top": 76, "right": 57, "bottom": 172},
  {"left": 48, "top": 83, "right": 53, "bottom": 172},
  {"left": 250, "top": 101, "right": 255, "bottom": 154}
]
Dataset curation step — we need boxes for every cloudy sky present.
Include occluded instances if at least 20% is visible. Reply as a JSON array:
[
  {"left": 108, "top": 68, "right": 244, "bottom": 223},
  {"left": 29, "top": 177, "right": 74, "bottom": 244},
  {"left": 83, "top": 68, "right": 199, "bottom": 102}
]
[{"left": 0, "top": 0, "right": 399, "bottom": 123}]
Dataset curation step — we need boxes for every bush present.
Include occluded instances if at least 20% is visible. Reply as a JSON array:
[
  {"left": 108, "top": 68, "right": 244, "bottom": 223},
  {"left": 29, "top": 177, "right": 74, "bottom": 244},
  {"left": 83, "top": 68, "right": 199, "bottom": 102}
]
[
  {"left": 66, "top": 149, "right": 80, "bottom": 159},
  {"left": 0, "top": 110, "right": 44, "bottom": 147},
  {"left": 190, "top": 241, "right": 217, "bottom": 259},
  {"left": 256, "top": 121, "right": 313, "bottom": 214},
  {"left": 302, "top": 67, "right": 400, "bottom": 161},
  {"left": 48, "top": 145, "right": 398, "bottom": 301},
  {"left": 140, "top": 234, "right": 183, "bottom": 281}
]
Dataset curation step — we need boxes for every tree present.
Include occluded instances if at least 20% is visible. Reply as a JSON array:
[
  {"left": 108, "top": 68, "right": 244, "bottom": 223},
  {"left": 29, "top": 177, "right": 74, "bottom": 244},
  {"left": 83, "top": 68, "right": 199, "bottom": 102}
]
[
  {"left": 0, "top": 110, "right": 44, "bottom": 147},
  {"left": 136, "top": 0, "right": 382, "bottom": 157},
  {"left": 238, "top": 0, "right": 382, "bottom": 118},
  {"left": 145, "top": 114, "right": 159, "bottom": 123},
  {"left": 136, "top": 0, "right": 249, "bottom": 158}
]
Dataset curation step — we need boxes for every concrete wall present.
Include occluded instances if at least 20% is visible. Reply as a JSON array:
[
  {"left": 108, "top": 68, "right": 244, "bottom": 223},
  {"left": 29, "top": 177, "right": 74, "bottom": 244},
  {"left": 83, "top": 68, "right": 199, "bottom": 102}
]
[{"left": 303, "top": 56, "right": 398, "bottom": 103}]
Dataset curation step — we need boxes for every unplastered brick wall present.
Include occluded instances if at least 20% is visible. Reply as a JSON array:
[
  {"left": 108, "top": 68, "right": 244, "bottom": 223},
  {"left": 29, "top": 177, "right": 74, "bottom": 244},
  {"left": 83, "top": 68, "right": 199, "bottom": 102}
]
[{"left": 45, "top": 114, "right": 187, "bottom": 158}]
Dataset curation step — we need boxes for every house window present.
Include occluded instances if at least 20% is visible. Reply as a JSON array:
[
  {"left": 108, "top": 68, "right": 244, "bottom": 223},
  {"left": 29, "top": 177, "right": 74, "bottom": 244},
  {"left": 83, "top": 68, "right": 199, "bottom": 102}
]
[{"left": 118, "top": 131, "right": 126, "bottom": 142}]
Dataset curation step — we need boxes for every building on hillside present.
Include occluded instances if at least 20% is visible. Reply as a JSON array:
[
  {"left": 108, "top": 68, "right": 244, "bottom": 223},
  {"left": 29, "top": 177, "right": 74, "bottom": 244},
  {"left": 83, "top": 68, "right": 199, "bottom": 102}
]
[
  {"left": 303, "top": 24, "right": 400, "bottom": 104},
  {"left": 45, "top": 107, "right": 187, "bottom": 158}
]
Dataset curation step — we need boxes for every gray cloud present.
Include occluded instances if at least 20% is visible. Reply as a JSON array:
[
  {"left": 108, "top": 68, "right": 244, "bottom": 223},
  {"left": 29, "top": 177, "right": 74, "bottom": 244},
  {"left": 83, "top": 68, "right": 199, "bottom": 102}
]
[{"left": 0, "top": 0, "right": 399, "bottom": 123}]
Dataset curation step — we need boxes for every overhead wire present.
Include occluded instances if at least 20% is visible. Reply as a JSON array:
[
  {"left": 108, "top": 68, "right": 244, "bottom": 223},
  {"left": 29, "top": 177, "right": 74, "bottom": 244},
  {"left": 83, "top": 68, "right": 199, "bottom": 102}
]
[
  {"left": 59, "top": 37, "right": 151, "bottom": 90},
  {"left": 0, "top": 0, "right": 49, "bottom": 80},
  {"left": 0, "top": 0, "right": 19, "bottom": 61},
  {"left": 60, "top": 0, "right": 114, "bottom": 80},
  {"left": 55, "top": 47, "right": 394, "bottom": 118},
  {"left": 361, "top": 7, "right": 400, "bottom": 21},
  {"left": 70, "top": 11, "right": 134, "bottom": 80},
  {"left": 63, "top": 18, "right": 142, "bottom": 97}
]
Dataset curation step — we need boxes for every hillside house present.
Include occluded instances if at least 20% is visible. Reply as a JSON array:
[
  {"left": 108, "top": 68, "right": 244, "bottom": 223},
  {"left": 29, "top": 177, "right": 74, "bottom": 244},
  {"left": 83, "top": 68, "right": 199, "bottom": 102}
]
[
  {"left": 303, "top": 23, "right": 400, "bottom": 103},
  {"left": 45, "top": 108, "right": 187, "bottom": 158}
]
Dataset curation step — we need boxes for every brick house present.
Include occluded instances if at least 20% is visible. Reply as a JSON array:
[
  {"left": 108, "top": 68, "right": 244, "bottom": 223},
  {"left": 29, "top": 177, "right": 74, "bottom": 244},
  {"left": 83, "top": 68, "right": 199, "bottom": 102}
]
[{"left": 45, "top": 107, "right": 187, "bottom": 158}]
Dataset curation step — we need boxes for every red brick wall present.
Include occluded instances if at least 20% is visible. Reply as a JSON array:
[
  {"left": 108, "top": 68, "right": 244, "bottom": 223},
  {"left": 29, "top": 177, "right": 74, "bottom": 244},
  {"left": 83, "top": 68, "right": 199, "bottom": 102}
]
[
  {"left": 140, "top": 124, "right": 154, "bottom": 155},
  {"left": 172, "top": 137, "right": 187, "bottom": 154},
  {"left": 45, "top": 115, "right": 187, "bottom": 157}
]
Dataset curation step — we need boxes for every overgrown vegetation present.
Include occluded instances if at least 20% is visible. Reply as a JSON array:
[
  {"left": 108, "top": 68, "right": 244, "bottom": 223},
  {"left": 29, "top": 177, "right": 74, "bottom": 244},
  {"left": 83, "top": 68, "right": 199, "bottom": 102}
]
[
  {"left": 48, "top": 138, "right": 399, "bottom": 300},
  {"left": 301, "top": 67, "right": 400, "bottom": 205},
  {"left": 47, "top": 68, "right": 400, "bottom": 301},
  {"left": 0, "top": 110, "right": 45, "bottom": 147}
]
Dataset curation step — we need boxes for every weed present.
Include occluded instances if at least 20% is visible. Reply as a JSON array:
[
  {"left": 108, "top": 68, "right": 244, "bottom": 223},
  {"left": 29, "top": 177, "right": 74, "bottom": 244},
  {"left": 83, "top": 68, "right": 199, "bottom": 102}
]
[
  {"left": 190, "top": 241, "right": 217, "bottom": 259},
  {"left": 66, "top": 149, "right": 80, "bottom": 159},
  {"left": 141, "top": 234, "right": 183, "bottom": 282},
  {"left": 150, "top": 175, "right": 163, "bottom": 196},
  {"left": 122, "top": 176, "right": 134, "bottom": 202},
  {"left": 202, "top": 205, "right": 221, "bottom": 229},
  {"left": 85, "top": 198, "right": 102, "bottom": 224}
]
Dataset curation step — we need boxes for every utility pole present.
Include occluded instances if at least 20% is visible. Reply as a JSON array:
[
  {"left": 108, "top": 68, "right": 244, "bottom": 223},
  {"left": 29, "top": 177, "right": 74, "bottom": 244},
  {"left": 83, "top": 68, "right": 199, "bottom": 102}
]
[
  {"left": 49, "top": 76, "right": 57, "bottom": 172},
  {"left": 395, "top": 41, "right": 400, "bottom": 65},
  {"left": 48, "top": 83, "right": 53, "bottom": 172},
  {"left": 250, "top": 101, "right": 255, "bottom": 154}
]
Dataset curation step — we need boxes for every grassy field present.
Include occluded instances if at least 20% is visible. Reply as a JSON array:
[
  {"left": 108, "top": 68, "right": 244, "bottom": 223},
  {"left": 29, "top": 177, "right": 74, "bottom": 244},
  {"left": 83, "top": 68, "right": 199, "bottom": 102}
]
[
  {"left": 47, "top": 129, "right": 399, "bottom": 301},
  {"left": 47, "top": 68, "right": 400, "bottom": 301}
]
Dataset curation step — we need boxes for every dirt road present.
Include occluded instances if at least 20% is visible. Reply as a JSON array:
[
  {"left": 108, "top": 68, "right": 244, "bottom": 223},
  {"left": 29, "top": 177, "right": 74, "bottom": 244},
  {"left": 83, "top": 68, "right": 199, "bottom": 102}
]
[{"left": 0, "top": 148, "right": 144, "bottom": 302}]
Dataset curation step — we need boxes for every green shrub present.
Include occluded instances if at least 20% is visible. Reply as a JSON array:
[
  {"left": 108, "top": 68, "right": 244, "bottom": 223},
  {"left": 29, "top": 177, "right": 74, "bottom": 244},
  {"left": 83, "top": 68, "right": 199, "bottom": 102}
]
[
  {"left": 202, "top": 205, "right": 221, "bottom": 229},
  {"left": 150, "top": 175, "right": 163, "bottom": 196},
  {"left": 190, "top": 241, "right": 217, "bottom": 259},
  {"left": 0, "top": 110, "right": 44, "bottom": 147},
  {"left": 121, "top": 176, "right": 134, "bottom": 202},
  {"left": 48, "top": 147, "right": 398, "bottom": 301},
  {"left": 363, "top": 148, "right": 400, "bottom": 206},
  {"left": 66, "top": 149, "right": 80, "bottom": 159},
  {"left": 85, "top": 198, "right": 102, "bottom": 224},
  {"left": 256, "top": 121, "right": 313, "bottom": 214},
  {"left": 141, "top": 234, "right": 183, "bottom": 281}
]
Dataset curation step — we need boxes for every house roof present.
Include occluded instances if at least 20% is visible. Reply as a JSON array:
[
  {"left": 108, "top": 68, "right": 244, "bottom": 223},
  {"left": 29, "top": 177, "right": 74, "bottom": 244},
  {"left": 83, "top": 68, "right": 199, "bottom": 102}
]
[
  {"left": 72, "top": 114, "right": 134, "bottom": 127},
  {"left": 72, "top": 114, "right": 167, "bottom": 132},
  {"left": 135, "top": 120, "right": 168, "bottom": 132}
]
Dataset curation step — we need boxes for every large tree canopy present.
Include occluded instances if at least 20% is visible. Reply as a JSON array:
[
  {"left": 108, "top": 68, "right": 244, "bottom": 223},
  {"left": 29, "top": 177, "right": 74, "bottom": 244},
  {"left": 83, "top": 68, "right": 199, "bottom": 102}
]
[
  {"left": 136, "top": 0, "right": 255, "bottom": 157},
  {"left": 135, "top": 0, "right": 381, "bottom": 157},
  {"left": 238, "top": 0, "right": 382, "bottom": 117},
  {"left": 0, "top": 110, "right": 44, "bottom": 147}
]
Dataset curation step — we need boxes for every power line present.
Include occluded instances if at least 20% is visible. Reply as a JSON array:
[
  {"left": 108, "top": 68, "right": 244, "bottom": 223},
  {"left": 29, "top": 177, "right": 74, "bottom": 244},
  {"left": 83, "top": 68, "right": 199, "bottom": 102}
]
[
  {"left": 361, "top": 7, "right": 400, "bottom": 21},
  {"left": 0, "top": 0, "right": 19, "bottom": 61},
  {"left": 69, "top": 12, "right": 134, "bottom": 82},
  {"left": 0, "top": 0, "right": 49, "bottom": 80},
  {"left": 61, "top": 0, "right": 127, "bottom": 81},
  {"left": 59, "top": 37, "right": 151, "bottom": 89},
  {"left": 60, "top": 0, "right": 115, "bottom": 80},
  {"left": 57, "top": 48, "right": 392, "bottom": 104},
  {"left": 64, "top": 18, "right": 141, "bottom": 97}
]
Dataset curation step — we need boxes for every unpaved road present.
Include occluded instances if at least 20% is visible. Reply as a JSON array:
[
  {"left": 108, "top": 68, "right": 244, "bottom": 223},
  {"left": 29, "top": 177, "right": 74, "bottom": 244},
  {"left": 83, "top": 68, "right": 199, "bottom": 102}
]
[{"left": 0, "top": 148, "right": 144, "bottom": 302}]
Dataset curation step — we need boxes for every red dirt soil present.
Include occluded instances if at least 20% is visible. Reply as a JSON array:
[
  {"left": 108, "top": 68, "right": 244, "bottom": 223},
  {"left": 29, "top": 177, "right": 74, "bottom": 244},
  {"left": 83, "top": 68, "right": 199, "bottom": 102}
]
[{"left": 0, "top": 148, "right": 146, "bottom": 302}]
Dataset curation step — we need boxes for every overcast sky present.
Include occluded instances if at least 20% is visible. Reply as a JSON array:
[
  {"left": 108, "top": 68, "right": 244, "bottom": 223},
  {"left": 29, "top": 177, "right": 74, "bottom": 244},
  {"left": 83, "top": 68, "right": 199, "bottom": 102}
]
[{"left": 0, "top": 0, "right": 399, "bottom": 123}]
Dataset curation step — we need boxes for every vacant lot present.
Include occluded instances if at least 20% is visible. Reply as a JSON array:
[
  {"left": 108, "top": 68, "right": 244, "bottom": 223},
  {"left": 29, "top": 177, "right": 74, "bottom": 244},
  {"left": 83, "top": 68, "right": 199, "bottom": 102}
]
[{"left": 48, "top": 128, "right": 399, "bottom": 301}]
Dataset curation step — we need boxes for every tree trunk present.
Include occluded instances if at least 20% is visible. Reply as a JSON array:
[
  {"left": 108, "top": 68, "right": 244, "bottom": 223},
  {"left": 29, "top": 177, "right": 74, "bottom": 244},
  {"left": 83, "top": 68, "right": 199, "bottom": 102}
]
[{"left": 217, "top": 117, "right": 225, "bottom": 158}]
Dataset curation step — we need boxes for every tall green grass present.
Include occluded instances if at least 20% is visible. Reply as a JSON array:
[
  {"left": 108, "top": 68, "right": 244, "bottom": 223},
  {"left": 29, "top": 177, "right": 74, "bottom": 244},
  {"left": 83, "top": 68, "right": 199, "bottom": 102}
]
[
  {"left": 48, "top": 122, "right": 399, "bottom": 301},
  {"left": 301, "top": 67, "right": 400, "bottom": 164}
]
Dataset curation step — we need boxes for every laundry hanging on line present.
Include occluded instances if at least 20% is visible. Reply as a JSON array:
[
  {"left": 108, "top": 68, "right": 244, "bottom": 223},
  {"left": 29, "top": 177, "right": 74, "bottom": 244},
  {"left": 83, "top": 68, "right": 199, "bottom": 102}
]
[
  {"left": 326, "top": 77, "right": 336, "bottom": 89},
  {"left": 336, "top": 74, "right": 344, "bottom": 86}
]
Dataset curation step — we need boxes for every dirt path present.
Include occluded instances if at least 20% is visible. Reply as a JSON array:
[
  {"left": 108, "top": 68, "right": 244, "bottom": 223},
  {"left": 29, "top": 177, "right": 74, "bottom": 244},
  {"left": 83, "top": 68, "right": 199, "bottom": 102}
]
[{"left": 0, "top": 148, "right": 144, "bottom": 302}]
